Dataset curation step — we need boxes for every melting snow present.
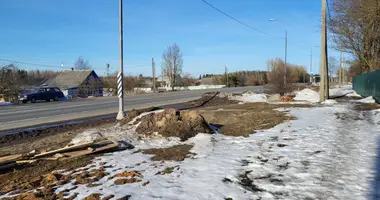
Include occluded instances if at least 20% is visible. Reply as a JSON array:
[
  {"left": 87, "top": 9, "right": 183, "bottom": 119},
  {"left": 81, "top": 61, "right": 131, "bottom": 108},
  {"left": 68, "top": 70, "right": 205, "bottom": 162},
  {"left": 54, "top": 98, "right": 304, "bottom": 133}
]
[{"left": 50, "top": 102, "right": 380, "bottom": 200}]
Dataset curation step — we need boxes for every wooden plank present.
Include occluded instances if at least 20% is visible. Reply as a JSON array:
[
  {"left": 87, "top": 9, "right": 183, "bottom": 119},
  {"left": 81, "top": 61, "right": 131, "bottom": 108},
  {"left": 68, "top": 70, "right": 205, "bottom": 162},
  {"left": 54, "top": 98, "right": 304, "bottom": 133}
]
[
  {"left": 0, "top": 154, "right": 23, "bottom": 165},
  {"left": 92, "top": 143, "right": 119, "bottom": 153},
  {"left": 33, "top": 141, "right": 96, "bottom": 158},
  {"left": 61, "top": 142, "right": 119, "bottom": 159},
  {"left": 16, "top": 160, "right": 36, "bottom": 164}
]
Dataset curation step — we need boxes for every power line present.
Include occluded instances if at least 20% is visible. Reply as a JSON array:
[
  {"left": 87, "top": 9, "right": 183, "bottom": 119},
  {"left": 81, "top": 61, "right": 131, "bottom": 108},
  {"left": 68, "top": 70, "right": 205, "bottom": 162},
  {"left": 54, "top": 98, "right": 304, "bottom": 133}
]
[
  {"left": 200, "top": 0, "right": 269, "bottom": 35},
  {"left": 0, "top": 58, "right": 150, "bottom": 71},
  {"left": 0, "top": 58, "right": 68, "bottom": 69}
]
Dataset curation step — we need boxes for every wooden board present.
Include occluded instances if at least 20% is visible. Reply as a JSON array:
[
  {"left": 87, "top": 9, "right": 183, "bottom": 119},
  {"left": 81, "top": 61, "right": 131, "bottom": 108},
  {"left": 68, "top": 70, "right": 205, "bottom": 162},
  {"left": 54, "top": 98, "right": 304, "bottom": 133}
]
[
  {"left": 33, "top": 140, "right": 112, "bottom": 158},
  {"left": 0, "top": 154, "right": 23, "bottom": 165}
]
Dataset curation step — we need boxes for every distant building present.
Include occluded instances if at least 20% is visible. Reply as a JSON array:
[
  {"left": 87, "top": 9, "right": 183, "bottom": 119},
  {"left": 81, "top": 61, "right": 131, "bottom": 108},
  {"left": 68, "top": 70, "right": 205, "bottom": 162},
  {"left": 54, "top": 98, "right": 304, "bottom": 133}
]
[
  {"left": 44, "top": 70, "right": 103, "bottom": 97},
  {"left": 161, "top": 74, "right": 181, "bottom": 88}
]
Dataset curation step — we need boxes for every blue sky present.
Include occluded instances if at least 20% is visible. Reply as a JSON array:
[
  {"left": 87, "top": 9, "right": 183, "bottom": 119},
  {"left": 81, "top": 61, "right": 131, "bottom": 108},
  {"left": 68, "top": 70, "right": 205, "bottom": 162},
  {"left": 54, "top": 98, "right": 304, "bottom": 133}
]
[{"left": 0, "top": 0, "right": 333, "bottom": 77}]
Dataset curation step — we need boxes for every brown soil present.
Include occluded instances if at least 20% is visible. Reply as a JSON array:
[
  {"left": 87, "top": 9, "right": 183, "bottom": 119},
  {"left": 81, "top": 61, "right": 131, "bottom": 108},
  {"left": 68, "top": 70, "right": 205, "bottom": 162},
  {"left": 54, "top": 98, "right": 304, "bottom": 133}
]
[
  {"left": 0, "top": 121, "right": 115, "bottom": 157},
  {"left": 136, "top": 109, "right": 212, "bottom": 141},
  {"left": 0, "top": 156, "right": 94, "bottom": 199},
  {"left": 199, "top": 103, "right": 311, "bottom": 137},
  {"left": 355, "top": 102, "right": 380, "bottom": 111},
  {"left": 142, "top": 144, "right": 194, "bottom": 161}
]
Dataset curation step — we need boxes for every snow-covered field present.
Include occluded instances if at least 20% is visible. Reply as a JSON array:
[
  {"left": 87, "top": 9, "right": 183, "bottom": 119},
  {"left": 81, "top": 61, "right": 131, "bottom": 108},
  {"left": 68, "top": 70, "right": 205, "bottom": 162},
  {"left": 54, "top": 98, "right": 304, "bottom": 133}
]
[{"left": 48, "top": 92, "right": 380, "bottom": 199}]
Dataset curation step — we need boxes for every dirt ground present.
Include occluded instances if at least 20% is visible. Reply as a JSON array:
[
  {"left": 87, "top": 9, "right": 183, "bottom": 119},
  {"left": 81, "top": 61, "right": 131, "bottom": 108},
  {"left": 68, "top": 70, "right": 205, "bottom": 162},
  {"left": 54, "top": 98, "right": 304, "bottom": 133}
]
[
  {"left": 141, "top": 144, "right": 194, "bottom": 161},
  {"left": 0, "top": 120, "right": 115, "bottom": 157},
  {"left": 199, "top": 103, "right": 311, "bottom": 137}
]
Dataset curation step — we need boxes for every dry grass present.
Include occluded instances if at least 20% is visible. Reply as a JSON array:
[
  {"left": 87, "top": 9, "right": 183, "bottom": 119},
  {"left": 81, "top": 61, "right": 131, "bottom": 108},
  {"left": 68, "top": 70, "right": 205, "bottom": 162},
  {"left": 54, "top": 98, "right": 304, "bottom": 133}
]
[
  {"left": 141, "top": 144, "right": 193, "bottom": 161},
  {"left": 199, "top": 103, "right": 311, "bottom": 137}
]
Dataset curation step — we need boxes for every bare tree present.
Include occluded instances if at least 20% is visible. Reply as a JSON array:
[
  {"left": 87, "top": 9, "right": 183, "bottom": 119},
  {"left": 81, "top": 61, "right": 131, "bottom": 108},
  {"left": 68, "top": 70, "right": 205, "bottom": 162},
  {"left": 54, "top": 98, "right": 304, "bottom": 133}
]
[
  {"left": 162, "top": 43, "right": 183, "bottom": 91},
  {"left": 329, "top": 0, "right": 380, "bottom": 73},
  {"left": 267, "top": 58, "right": 296, "bottom": 95},
  {"left": 328, "top": 56, "right": 339, "bottom": 81},
  {"left": 75, "top": 57, "right": 92, "bottom": 70}
]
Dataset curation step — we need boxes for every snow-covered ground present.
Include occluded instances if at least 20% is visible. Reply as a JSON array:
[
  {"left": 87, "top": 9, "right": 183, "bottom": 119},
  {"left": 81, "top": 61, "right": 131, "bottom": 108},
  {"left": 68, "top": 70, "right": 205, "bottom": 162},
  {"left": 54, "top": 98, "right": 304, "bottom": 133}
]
[{"left": 48, "top": 99, "right": 380, "bottom": 199}]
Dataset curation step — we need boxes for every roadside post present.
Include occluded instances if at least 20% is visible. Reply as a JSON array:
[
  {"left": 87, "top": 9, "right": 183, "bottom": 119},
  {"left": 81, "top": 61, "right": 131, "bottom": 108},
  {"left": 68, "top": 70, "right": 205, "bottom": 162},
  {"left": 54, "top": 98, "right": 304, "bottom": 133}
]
[{"left": 116, "top": 0, "right": 125, "bottom": 120}]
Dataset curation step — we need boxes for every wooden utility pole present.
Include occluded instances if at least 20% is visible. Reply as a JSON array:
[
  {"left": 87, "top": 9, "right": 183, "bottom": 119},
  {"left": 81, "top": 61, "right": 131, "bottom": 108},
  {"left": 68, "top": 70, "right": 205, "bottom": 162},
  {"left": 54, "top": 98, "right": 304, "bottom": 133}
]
[
  {"left": 225, "top": 65, "right": 228, "bottom": 87},
  {"left": 319, "top": 0, "right": 329, "bottom": 102},
  {"left": 152, "top": 58, "right": 156, "bottom": 92}
]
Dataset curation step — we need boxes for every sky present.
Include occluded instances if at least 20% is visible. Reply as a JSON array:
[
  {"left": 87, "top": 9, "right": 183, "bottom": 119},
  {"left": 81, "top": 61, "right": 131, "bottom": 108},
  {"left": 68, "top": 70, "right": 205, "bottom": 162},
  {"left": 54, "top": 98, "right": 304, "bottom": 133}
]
[{"left": 0, "top": 0, "right": 336, "bottom": 77}]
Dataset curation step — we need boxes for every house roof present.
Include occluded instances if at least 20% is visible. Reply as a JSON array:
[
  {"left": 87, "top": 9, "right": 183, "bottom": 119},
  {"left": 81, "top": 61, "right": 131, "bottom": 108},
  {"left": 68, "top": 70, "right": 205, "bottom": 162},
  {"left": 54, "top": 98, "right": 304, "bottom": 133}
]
[{"left": 45, "top": 70, "right": 94, "bottom": 89}]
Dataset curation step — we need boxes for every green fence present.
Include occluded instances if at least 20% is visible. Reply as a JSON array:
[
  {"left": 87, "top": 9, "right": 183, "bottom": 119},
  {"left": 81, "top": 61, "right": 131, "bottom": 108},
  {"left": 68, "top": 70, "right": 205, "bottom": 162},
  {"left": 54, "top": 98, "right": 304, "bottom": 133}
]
[{"left": 352, "top": 70, "right": 380, "bottom": 103}]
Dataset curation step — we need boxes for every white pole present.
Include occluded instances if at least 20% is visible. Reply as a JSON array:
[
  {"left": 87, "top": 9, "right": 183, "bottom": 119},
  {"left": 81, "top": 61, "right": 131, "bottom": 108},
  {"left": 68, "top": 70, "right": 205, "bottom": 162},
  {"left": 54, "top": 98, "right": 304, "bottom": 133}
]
[{"left": 116, "top": 0, "right": 125, "bottom": 120}]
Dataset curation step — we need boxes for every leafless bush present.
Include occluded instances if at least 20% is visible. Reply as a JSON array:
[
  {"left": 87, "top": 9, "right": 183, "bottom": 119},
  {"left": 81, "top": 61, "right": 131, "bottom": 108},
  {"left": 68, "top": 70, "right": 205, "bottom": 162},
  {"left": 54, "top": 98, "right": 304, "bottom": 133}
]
[{"left": 267, "top": 58, "right": 296, "bottom": 96}]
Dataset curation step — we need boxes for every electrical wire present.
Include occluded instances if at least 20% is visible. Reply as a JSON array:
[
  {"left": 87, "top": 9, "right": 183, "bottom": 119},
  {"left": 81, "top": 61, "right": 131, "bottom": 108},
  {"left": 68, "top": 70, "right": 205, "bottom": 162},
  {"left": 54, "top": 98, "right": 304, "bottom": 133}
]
[{"left": 200, "top": 0, "right": 269, "bottom": 35}]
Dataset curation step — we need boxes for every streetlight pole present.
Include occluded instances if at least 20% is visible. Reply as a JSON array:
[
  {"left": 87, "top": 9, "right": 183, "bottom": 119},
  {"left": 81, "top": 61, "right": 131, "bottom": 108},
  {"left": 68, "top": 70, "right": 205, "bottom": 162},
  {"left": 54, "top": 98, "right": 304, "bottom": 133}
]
[
  {"left": 116, "top": 0, "right": 125, "bottom": 120},
  {"left": 284, "top": 30, "right": 288, "bottom": 85}
]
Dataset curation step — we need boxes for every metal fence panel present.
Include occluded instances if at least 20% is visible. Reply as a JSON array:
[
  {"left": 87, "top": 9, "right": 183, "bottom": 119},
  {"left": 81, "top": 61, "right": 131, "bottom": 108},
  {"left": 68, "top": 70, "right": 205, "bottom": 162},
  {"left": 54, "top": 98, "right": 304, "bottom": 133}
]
[{"left": 352, "top": 70, "right": 380, "bottom": 103}]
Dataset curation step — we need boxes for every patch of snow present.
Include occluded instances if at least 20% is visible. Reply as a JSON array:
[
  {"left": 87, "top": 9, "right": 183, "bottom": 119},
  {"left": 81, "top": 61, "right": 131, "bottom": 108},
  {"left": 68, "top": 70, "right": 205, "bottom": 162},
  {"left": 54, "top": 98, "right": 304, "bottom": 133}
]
[
  {"left": 0, "top": 102, "right": 11, "bottom": 106},
  {"left": 231, "top": 93, "right": 267, "bottom": 103},
  {"left": 353, "top": 96, "right": 376, "bottom": 104},
  {"left": 346, "top": 91, "right": 361, "bottom": 97},
  {"left": 294, "top": 89, "right": 320, "bottom": 103},
  {"left": 321, "top": 99, "right": 338, "bottom": 105}
]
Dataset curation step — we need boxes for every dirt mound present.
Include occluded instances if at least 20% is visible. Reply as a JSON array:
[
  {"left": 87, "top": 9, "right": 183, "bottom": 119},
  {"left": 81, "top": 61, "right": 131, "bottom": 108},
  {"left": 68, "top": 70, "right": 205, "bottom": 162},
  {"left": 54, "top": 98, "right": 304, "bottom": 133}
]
[{"left": 136, "top": 109, "right": 212, "bottom": 141}]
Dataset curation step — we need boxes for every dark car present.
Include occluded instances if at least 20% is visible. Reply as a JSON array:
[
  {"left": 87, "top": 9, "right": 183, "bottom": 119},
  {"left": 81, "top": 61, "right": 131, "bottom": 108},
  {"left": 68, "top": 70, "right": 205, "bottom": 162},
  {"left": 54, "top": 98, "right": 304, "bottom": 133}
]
[{"left": 18, "top": 87, "right": 64, "bottom": 103}]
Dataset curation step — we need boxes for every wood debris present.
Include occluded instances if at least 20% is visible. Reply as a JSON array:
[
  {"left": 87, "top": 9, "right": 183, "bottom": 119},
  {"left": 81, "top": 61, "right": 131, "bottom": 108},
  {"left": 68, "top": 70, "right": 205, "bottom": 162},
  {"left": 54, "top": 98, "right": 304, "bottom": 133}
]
[{"left": 0, "top": 139, "right": 121, "bottom": 170}]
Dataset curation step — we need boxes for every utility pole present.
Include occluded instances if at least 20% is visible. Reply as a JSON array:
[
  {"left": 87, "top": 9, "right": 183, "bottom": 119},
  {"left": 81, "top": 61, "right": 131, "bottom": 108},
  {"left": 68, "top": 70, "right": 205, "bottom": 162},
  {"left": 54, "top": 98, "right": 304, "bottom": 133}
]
[
  {"left": 319, "top": 0, "right": 329, "bottom": 102},
  {"left": 310, "top": 49, "right": 313, "bottom": 74},
  {"left": 284, "top": 30, "right": 288, "bottom": 85},
  {"left": 339, "top": 47, "right": 343, "bottom": 84},
  {"left": 225, "top": 65, "right": 228, "bottom": 87},
  {"left": 106, "top": 63, "right": 110, "bottom": 77},
  {"left": 116, "top": 0, "right": 125, "bottom": 120},
  {"left": 152, "top": 58, "right": 156, "bottom": 92}
]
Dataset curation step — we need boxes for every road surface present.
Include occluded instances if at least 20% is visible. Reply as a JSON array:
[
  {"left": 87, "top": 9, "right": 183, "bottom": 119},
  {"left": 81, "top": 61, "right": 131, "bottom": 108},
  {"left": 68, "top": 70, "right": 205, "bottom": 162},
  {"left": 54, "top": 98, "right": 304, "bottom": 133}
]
[{"left": 0, "top": 86, "right": 262, "bottom": 132}]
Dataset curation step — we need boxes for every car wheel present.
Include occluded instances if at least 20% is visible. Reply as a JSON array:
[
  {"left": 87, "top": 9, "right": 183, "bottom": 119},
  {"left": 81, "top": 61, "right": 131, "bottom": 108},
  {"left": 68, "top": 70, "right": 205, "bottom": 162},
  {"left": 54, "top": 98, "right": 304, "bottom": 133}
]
[
  {"left": 22, "top": 100, "right": 28, "bottom": 104},
  {"left": 31, "top": 98, "right": 36, "bottom": 103},
  {"left": 54, "top": 96, "right": 59, "bottom": 101},
  {"left": 46, "top": 99, "right": 51, "bottom": 102}
]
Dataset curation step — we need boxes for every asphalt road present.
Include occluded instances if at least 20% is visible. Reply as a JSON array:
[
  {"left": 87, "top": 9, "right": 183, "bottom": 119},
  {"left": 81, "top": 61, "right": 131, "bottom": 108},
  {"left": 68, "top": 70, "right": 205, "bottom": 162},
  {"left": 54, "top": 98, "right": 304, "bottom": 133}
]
[{"left": 0, "top": 86, "right": 263, "bottom": 131}]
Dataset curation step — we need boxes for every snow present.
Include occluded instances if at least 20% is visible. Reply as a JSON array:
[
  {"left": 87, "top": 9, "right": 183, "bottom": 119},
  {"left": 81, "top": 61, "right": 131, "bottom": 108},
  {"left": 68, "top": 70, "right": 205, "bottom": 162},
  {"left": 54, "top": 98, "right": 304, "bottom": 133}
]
[
  {"left": 158, "top": 85, "right": 225, "bottom": 91},
  {"left": 294, "top": 88, "right": 320, "bottom": 103},
  {"left": 0, "top": 102, "right": 11, "bottom": 106},
  {"left": 231, "top": 93, "right": 267, "bottom": 103},
  {"left": 329, "top": 85, "right": 355, "bottom": 98},
  {"left": 47, "top": 101, "right": 380, "bottom": 200},
  {"left": 353, "top": 96, "right": 376, "bottom": 104},
  {"left": 322, "top": 99, "right": 338, "bottom": 105},
  {"left": 69, "top": 110, "right": 165, "bottom": 145}
]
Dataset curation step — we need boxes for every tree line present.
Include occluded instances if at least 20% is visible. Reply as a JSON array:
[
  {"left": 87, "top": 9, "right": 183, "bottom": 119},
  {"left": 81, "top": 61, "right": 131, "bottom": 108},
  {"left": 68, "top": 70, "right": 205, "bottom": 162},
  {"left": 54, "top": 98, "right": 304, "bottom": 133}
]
[{"left": 0, "top": 64, "right": 58, "bottom": 101}]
